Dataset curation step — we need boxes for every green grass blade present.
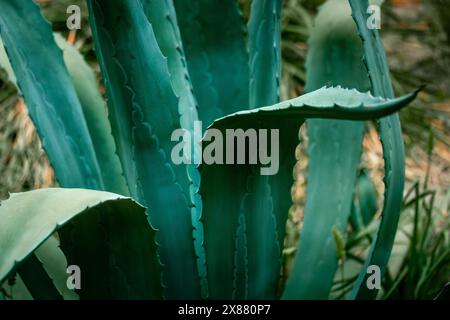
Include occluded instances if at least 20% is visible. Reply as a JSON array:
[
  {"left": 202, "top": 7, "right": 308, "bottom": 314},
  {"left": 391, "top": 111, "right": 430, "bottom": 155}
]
[
  {"left": 88, "top": 0, "right": 200, "bottom": 299},
  {"left": 349, "top": 0, "right": 405, "bottom": 299},
  {"left": 0, "top": 0, "right": 103, "bottom": 189},
  {"left": 283, "top": 0, "right": 370, "bottom": 299},
  {"left": 435, "top": 282, "right": 450, "bottom": 300},
  {"left": 0, "top": 188, "right": 161, "bottom": 299},
  {"left": 173, "top": 0, "right": 249, "bottom": 126}
]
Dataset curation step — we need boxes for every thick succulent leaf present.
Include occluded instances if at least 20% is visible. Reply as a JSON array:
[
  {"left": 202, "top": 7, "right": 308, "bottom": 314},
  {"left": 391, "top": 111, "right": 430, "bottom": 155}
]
[
  {"left": 0, "top": 188, "right": 161, "bottom": 299},
  {"left": 0, "top": 0, "right": 102, "bottom": 190},
  {"left": 0, "top": 33, "right": 127, "bottom": 195},
  {"left": 284, "top": 0, "right": 370, "bottom": 299},
  {"left": 1, "top": 274, "right": 34, "bottom": 300},
  {"left": 173, "top": 0, "right": 249, "bottom": 127},
  {"left": 139, "top": 0, "right": 207, "bottom": 298},
  {"left": 33, "top": 236, "right": 79, "bottom": 300},
  {"left": 248, "top": 0, "right": 282, "bottom": 108},
  {"left": 87, "top": 0, "right": 200, "bottom": 299},
  {"left": 16, "top": 254, "right": 63, "bottom": 300},
  {"left": 212, "top": 87, "right": 417, "bottom": 127},
  {"left": 349, "top": 0, "right": 405, "bottom": 300},
  {"left": 54, "top": 34, "right": 129, "bottom": 196},
  {"left": 350, "top": 170, "right": 378, "bottom": 230},
  {"left": 87, "top": 1, "right": 138, "bottom": 197},
  {"left": 234, "top": 0, "right": 287, "bottom": 299},
  {"left": 232, "top": 214, "right": 248, "bottom": 299},
  {"left": 202, "top": 87, "right": 416, "bottom": 299},
  {"left": 0, "top": 37, "right": 16, "bottom": 84}
]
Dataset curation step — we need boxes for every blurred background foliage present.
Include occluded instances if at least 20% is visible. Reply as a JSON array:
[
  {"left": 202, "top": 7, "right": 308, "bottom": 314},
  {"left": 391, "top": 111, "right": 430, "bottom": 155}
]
[{"left": 0, "top": 0, "right": 448, "bottom": 299}]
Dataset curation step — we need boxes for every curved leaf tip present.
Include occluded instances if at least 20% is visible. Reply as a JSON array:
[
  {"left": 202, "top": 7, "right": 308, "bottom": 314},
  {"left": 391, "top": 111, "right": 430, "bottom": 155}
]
[{"left": 208, "top": 86, "right": 419, "bottom": 131}]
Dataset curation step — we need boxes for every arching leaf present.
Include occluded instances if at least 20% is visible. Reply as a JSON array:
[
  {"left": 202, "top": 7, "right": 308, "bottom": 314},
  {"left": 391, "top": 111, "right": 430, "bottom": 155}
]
[
  {"left": 87, "top": 0, "right": 200, "bottom": 299},
  {"left": 0, "top": 188, "right": 161, "bottom": 299},
  {"left": 349, "top": 0, "right": 405, "bottom": 300},
  {"left": 284, "top": 0, "right": 370, "bottom": 299},
  {"left": 0, "top": 0, "right": 103, "bottom": 189}
]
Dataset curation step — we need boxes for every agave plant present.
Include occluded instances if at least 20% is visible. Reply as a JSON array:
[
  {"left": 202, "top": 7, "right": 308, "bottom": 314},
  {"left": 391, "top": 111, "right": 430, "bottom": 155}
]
[{"left": 0, "top": 0, "right": 418, "bottom": 300}]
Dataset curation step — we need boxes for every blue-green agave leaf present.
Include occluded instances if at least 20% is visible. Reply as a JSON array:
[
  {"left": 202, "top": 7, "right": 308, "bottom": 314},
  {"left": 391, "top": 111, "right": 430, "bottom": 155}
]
[
  {"left": 139, "top": 0, "right": 207, "bottom": 299},
  {"left": 0, "top": 0, "right": 103, "bottom": 189},
  {"left": 284, "top": 0, "right": 370, "bottom": 299},
  {"left": 212, "top": 87, "right": 417, "bottom": 127},
  {"left": 248, "top": 0, "right": 282, "bottom": 108},
  {"left": 87, "top": 0, "right": 200, "bottom": 299},
  {"left": 350, "top": 170, "right": 378, "bottom": 231},
  {"left": 232, "top": 214, "right": 249, "bottom": 299},
  {"left": 33, "top": 236, "right": 79, "bottom": 300},
  {"left": 239, "top": 0, "right": 288, "bottom": 300},
  {"left": 0, "top": 37, "right": 16, "bottom": 85},
  {"left": 0, "top": 32, "right": 127, "bottom": 195},
  {"left": 16, "top": 253, "right": 63, "bottom": 300},
  {"left": 349, "top": 0, "right": 405, "bottom": 300},
  {"left": 0, "top": 188, "right": 161, "bottom": 299},
  {"left": 87, "top": 1, "right": 138, "bottom": 197},
  {"left": 173, "top": 0, "right": 249, "bottom": 127},
  {"left": 53, "top": 34, "right": 129, "bottom": 195},
  {"left": 202, "top": 86, "right": 416, "bottom": 300}
]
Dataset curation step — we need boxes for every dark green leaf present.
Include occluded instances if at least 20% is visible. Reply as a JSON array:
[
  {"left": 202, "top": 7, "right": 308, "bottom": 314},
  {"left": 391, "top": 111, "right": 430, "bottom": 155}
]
[
  {"left": 349, "top": 0, "right": 405, "bottom": 300},
  {"left": 88, "top": 0, "right": 200, "bottom": 299},
  {"left": 54, "top": 34, "right": 129, "bottom": 195},
  {"left": 173, "top": 0, "right": 250, "bottom": 127},
  {"left": 0, "top": 0, "right": 103, "bottom": 189},
  {"left": 0, "top": 188, "right": 161, "bottom": 299},
  {"left": 17, "top": 254, "right": 63, "bottom": 300},
  {"left": 139, "top": 0, "right": 207, "bottom": 299},
  {"left": 284, "top": 0, "right": 371, "bottom": 299},
  {"left": 202, "top": 86, "right": 416, "bottom": 300}
]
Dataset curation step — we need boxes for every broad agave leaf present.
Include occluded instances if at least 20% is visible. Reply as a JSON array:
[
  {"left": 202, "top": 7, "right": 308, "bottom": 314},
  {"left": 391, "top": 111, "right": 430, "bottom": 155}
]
[
  {"left": 0, "top": 32, "right": 127, "bottom": 195},
  {"left": 173, "top": 0, "right": 250, "bottom": 127},
  {"left": 53, "top": 34, "right": 129, "bottom": 196},
  {"left": 0, "top": 188, "right": 161, "bottom": 299},
  {"left": 231, "top": 0, "right": 289, "bottom": 300},
  {"left": 350, "top": 170, "right": 378, "bottom": 231},
  {"left": 15, "top": 252, "right": 64, "bottom": 300},
  {"left": 212, "top": 87, "right": 417, "bottom": 126},
  {"left": 284, "top": 0, "right": 370, "bottom": 299},
  {"left": 33, "top": 236, "right": 79, "bottom": 300},
  {"left": 201, "top": 86, "right": 417, "bottom": 299},
  {"left": 349, "top": 0, "right": 405, "bottom": 299},
  {"left": 0, "top": 37, "right": 16, "bottom": 85},
  {"left": 0, "top": 0, "right": 103, "bottom": 189},
  {"left": 139, "top": 0, "right": 207, "bottom": 298},
  {"left": 87, "top": 0, "right": 200, "bottom": 299},
  {"left": 248, "top": 0, "right": 282, "bottom": 108}
]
